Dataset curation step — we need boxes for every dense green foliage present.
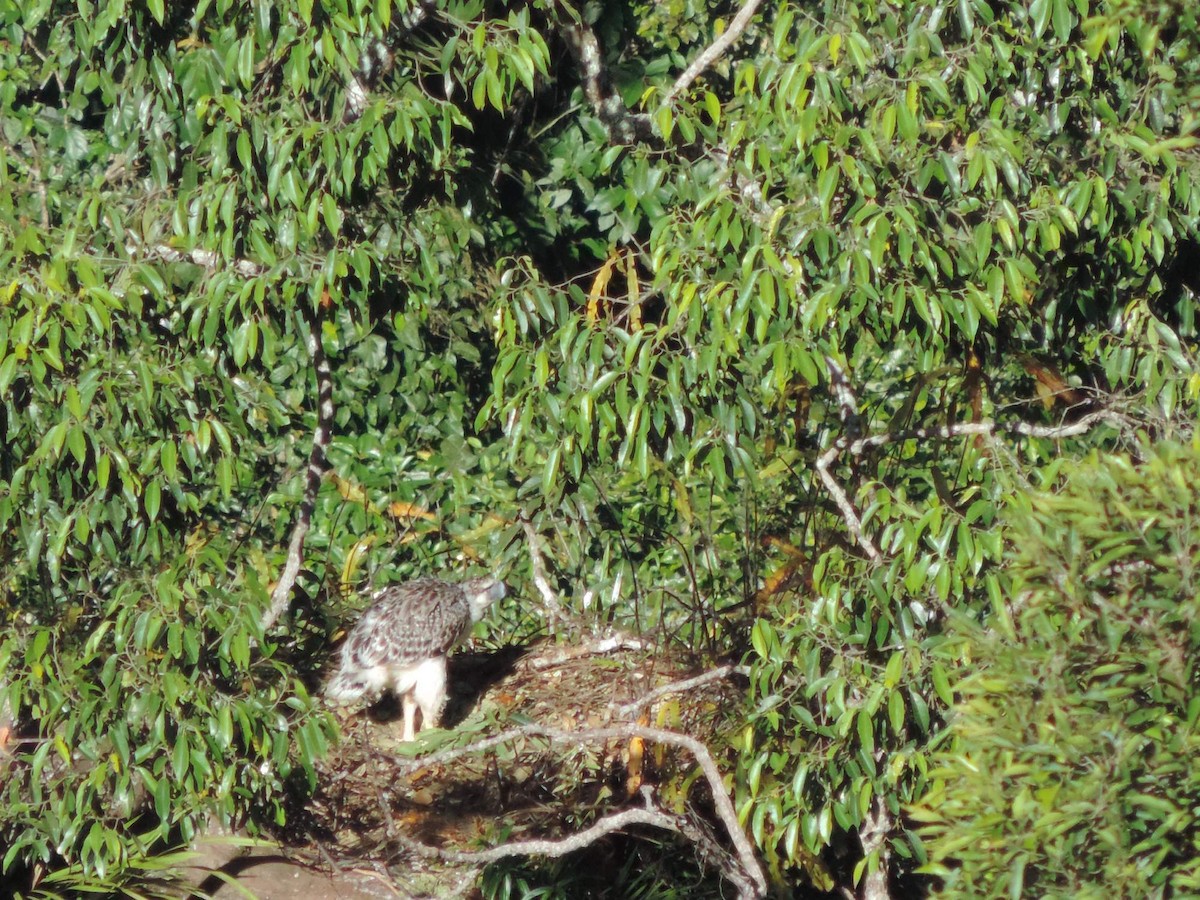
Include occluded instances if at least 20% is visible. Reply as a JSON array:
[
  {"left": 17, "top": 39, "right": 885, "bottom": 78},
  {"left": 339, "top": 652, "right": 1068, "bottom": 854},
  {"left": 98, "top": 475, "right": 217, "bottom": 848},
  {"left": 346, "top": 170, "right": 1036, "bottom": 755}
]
[
  {"left": 917, "top": 442, "right": 1200, "bottom": 897},
  {"left": 0, "top": 0, "right": 1198, "bottom": 895},
  {"left": 0, "top": 0, "right": 526, "bottom": 888}
]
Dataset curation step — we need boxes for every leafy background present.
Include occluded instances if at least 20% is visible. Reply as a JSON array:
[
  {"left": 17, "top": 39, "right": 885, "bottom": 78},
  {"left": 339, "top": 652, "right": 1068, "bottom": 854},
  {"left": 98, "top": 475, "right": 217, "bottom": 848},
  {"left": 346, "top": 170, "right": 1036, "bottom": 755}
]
[{"left": 0, "top": 0, "right": 1198, "bottom": 896}]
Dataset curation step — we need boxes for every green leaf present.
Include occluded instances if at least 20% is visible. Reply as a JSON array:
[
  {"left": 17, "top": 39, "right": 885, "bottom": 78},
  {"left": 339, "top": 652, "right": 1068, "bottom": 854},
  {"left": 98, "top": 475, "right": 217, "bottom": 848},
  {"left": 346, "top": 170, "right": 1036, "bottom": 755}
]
[
  {"left": 1009, "top": 853, "right": 1027, "bottom": 899},
  {"left": 144, "top": 478, "right": 161, "bottom": 522},
  {"left": 857, "top": 709, "right": 875, "bottom": 757},
  {"left": 238, "top": 36, "right": 255, "bottom": 88},
  {"left": 888, "top": 692, "right": 906, "bottom": 735}
]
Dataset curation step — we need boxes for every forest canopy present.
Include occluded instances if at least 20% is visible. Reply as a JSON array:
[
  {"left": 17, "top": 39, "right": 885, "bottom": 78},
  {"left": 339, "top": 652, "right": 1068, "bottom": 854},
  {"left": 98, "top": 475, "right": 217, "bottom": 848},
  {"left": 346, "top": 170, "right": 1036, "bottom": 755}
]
[{"left": 1, "top": 0, "right": 1198, "bottom": 896}]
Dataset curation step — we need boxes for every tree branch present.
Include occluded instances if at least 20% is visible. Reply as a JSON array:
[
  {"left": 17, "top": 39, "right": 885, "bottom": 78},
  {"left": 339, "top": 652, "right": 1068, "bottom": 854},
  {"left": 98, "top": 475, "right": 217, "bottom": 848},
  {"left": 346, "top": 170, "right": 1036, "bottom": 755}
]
[
  {"left": 520, "top": 513, "right": 562, "bottom": 633},
  {"left": 816, "top": 443, "right": 883, "bottom": 565},
  {"left": 858, "top": 797, "right": 894, "bottom": 900},
  {"left": 142, "top": 242, "right": 266, "bottom": 278},
  {"left": 261, "top": 313, "right": 333, "bottom": 633},
  {"left": 526, "top": 634, "right": 648, "bottom": 670},
  {"left": 344, "top": 2, "right": 435, "bottom": 121},
  {"left": 661, "top": 0, "right": 768, "bottom": 106},
  {"left": 816, "top": 395, "right": 1129, "bottom": 566},
  {"left": 847, "top": 409, "right": 1127, "bottom": 453},
  {"left": 557, "top": 10, "right": 787, "bottom": 270},
  {"left": 674, "top": 808, "right": 762, "bottom": 900},
  {"left": 560, "top": 20, "right": 653, "bottom": 144}
]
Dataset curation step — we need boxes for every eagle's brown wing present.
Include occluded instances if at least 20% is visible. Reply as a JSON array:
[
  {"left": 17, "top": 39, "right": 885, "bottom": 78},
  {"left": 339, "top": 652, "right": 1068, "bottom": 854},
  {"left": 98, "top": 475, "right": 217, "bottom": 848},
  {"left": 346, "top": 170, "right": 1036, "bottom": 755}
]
[{"left": 343, "top": 577, "right": 471, "bottom": 669}]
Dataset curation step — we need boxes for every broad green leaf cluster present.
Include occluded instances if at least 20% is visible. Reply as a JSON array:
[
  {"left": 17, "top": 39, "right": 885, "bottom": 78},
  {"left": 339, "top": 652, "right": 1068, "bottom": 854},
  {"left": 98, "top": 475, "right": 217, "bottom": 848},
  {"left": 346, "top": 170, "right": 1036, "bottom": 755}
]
[{"left": 917, "top": 441, "right": 1200, "bottom": 897}]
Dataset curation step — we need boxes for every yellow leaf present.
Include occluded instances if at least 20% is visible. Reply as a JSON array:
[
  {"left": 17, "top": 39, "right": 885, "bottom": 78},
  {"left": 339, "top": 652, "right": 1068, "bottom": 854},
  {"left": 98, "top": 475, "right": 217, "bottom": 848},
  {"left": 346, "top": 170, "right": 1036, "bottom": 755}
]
[
  {"left": 625, "top": 250, "right": 641, "bottom": 330},
  {"left": 388, "top": 501, "right": 436, "bottom": 521},
  {"left": 625, "top": 734, "right": 645, "bottom": 797},
  {"left": 1020, "top": 353, "right": 1086, "bottom": 409},
  {"left": 655, "top": 699, "right": 681, "bottom": 729},
  {"left": 454, "top": 513, "right": 509, "bottom": 547},
  {"left": 340, "top": 537, "right": 375, "bottom": 592},
  {"left": 331, "top": 473, "right": 372, "bottom": 507},
  {"left": 755, "top": 541, "right": 807, "bottom": 608},
  {"left": 587, "top": 251, "right": 620, "bottom": 323}
]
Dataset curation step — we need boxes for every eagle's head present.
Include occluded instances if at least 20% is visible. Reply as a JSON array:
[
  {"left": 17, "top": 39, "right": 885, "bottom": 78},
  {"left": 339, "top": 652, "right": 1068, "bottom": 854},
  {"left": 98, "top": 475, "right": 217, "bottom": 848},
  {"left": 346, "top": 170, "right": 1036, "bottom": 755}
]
[{"left": 461, "top": 576, "right": 507, "bottom": 621}]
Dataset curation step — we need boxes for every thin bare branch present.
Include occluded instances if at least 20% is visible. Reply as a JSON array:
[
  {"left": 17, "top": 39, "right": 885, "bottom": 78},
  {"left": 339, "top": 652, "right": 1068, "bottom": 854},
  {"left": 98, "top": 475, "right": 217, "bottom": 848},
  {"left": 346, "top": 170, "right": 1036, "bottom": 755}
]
[
  {"left": 847, "top": 408, "right": 1127, "bottom": 451},
  {"left": 520, "top": 514, "right": 561, "bottom": 632},
  {"left": 261, "top": 316, "right": 333, "bottom": 633},
  {"left": 616, "top": 664, "right": 747, "bottom": 718},
  {"left": 816, "top": 443, "right": 883, "bottom": 565},
  {"left": 817, "top": 404, "right": 1129, "bottom": 567},
  {"left": 526, "top": 635, "right": 647, "bottom": 670},
  {"left": 662, "top": 0, "right": 768, "bottom": 106}
]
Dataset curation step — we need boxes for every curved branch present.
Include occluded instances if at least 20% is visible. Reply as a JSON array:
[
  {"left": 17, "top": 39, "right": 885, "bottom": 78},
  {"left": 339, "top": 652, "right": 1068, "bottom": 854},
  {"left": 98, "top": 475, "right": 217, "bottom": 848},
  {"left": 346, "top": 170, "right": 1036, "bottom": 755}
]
[
  {"left": 385, "top": 802, "right": 682, "bottom": 865},
  {"left": 817, "top": 403, "right": 1132, "bottom": 566},
  {"left": 382, "top": 721, "right": 768, "bottom": 898}
]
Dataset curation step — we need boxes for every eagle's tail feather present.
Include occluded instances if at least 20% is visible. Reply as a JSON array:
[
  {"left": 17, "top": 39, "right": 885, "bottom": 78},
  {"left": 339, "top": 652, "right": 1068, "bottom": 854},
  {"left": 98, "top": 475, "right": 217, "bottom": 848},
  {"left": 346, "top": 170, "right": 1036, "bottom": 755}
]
[{"left": 324, "top": 670, "right": 370, "bottom": 704}]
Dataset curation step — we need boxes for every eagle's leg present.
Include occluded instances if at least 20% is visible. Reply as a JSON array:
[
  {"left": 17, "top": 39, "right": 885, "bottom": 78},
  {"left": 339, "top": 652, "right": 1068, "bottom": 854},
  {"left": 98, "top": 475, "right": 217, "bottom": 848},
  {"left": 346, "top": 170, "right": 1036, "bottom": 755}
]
[
  {"left": 400, "top": 692, "right": 419, "bottom": 742},
  {"left": 412, "top": 656, "right": 449, "bottom": 734}
]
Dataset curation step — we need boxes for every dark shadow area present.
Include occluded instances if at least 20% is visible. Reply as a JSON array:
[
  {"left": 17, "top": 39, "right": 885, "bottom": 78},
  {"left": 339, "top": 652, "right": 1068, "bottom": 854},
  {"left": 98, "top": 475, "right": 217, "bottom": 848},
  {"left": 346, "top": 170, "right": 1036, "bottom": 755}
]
[
  {"left": 442, "top": 645, "right": 530, "bottom": 729},
  {"left": 186, "top": 853, "right": 297, "bottom": 900}
]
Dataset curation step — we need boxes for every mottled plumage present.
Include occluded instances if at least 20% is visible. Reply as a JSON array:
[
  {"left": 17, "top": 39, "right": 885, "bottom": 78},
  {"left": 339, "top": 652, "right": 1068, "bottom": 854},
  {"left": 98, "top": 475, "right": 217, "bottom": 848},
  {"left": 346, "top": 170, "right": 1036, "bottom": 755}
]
[{"left": 325, "top": 576, "right": 505, "bottom": 741}]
